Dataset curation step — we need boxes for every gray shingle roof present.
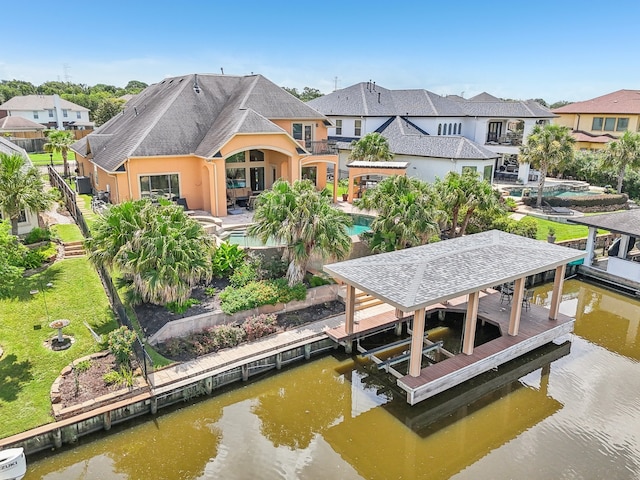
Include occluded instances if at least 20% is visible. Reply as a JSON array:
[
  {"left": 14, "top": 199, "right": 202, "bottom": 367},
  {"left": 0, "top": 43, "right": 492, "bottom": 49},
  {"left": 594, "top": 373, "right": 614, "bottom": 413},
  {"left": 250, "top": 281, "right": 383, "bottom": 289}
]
[
  {"left": 340, "top": 117, "right": 498, "bottom": 160},
  {"left": 0, "top": 136, "right": 31, "bottom": 164},
  {"left": 308, "top": 83, "right": 554, "bottom": 118},
  {"left": 0, "top": 116, "right": 47, "bottom": 131},
  {"left": 0, "top": 95, "right": 89, "bottom": 111},
  {"left": 324, "top": 230, "right": 585, "bottom": 312},
  {"left": 568, "top": 210, "right": 640, "bottom": 237},
  {"left": 72, "top": 74, "right": 328, "bottom": 172}
]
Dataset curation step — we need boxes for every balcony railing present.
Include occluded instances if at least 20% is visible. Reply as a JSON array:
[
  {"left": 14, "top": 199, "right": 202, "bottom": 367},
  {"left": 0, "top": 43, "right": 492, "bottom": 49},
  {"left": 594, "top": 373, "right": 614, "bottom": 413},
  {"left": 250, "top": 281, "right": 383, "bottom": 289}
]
[
  {"left": 486, "top": 133, "right": 523, "bottom": 146},
  {"left": 305, "top": 140, "right": 337, "bottom": 155}
]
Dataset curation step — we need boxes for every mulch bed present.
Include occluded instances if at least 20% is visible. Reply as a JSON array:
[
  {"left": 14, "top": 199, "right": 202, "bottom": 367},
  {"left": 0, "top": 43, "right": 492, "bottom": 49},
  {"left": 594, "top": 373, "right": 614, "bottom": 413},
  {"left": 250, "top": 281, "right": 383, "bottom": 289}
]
[{"left": 57, "top": 353, "right": 121, "bottom": 409}]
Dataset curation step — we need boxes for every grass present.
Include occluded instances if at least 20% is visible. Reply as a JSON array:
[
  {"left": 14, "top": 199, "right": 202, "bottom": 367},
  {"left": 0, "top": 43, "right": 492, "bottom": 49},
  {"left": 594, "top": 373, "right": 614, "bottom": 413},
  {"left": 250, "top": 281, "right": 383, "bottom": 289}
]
[
  {"left": 28, "top": 152, "right": 76, "bottom": 167},
  {"left": 51, "top": 223, "right": 84, "bottom": 242},
  {"left": 0, "top": 258, "right": 118, "bottom": 438},
  {"left": 525, "top": 216, "right": 608, "bottom": 241}
]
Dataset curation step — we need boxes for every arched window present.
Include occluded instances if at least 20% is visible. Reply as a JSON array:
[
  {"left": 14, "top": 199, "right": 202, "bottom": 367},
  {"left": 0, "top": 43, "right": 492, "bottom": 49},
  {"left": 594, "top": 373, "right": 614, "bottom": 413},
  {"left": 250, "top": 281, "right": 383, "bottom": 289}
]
[
  {"left": 453, "top": 123, "right": 457, "bottom": 135},
  {"left": 458, "top": 123, "right": 462, "bottom": 134},
  {"left": 438, "top": 124, "right": 442, "bottom": 135},
  {"left": 448, "top": 123, "right": 452, "bottom": 135}
]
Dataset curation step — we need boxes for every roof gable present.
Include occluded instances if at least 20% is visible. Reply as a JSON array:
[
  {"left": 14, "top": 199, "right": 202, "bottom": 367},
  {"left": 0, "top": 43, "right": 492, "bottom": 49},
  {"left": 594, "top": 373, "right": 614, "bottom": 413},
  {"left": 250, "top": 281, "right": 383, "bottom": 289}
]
[{"left": 552, "top": 89, "right": 640, "bottom": 115}]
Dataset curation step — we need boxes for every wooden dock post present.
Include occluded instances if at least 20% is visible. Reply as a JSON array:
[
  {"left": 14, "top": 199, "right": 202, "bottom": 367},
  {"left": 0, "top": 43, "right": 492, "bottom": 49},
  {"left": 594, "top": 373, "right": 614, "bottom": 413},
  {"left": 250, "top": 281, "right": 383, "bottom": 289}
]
[
  {"left": 409, "top": 308, "right": 426, "bottom": 377},
  {"left": 462, "top": 291, "right": 480, "bottom": 355}
]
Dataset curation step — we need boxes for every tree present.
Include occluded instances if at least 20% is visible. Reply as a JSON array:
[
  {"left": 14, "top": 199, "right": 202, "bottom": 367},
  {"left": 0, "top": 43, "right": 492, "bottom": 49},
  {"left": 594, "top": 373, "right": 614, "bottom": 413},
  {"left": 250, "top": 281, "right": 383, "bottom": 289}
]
[
  {"left": 94, "top": 97, "right": 126, "bottom": 126},
  {"left": 550, "top": 100, "right": 572, "bottom": 109},
  {"left": 0, "top": 153, "right": 53, "bottom": 235},
  {"left": 0, "top": 220, "right": 26, "bottom": 295},
  {"left": 44, "top": 130, "right": 75, "bottom": 177},
  {"left": 124, "top": 80, "right": 148, "bottom": 93},
  {"left": 530, "top": 98, "right": 548, "bottom": 108},
  {"left": 282, "top": 86, "right": 323, "bottom": 102},
  {"left": 248, "top": 180, "right": 352, "bottom": 286},
  {"left": 354, "top": 175, "right": 443, "bottom": 251},
  {"left": 519, "top": 124, "right": 575, "bottom": 208},
  {"left": 435, "top": 170, "right": 501, "bottom": 238},
  {"left": 601, "top": 131, "right": 640, "bottom": 194},
  {"left": 86, "top": 200, "right": 214, "bottom": 305},
  {"left": 349, "top": 133, "right": 393, "bottom": 162}
]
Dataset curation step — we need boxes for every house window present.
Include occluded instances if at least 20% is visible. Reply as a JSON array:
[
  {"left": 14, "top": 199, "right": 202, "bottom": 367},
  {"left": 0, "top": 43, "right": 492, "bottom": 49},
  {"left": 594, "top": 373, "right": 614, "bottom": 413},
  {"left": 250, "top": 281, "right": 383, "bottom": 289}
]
[
  {"left": 33, "top": 111, "right": 39, "bottom": 119},
  {"left": 94, "top": 165, "right": 99, "bottom": 186},
  {"left": 292, "top": 123, "right": 303, "bottom": 140},
  {"left": 438, "top": 124, "right": 442, "bottom": 135},
  {"left": 354, "top": 119, "right": 362, "bottom": 136},
  {"left": 453, "top": 124, "right": 457, "bottom": 135},
  {"left": 301, "top": 166, "right": 317, "bottom": 186},
  {"left": 226, "top": 168, "right": 247, "bottom": 189},
  {"left": 48, "top": 109, "right": 54, "bottom": 118},
  {"left": 335, "top": 119, "right": 342, "bottom": 135},
  {"left": 459, "top": 123, "right": 462, "bottom": 134},
  {"left": 139, "top": 174, "right": 180, "bottom": 199},
  {"left": 76, "top": 111, "right": 81, "bottom": 119},
  {"left": 483, "top": 165, "right": 493, "bottom": 181},
  {"left": 462, "top": 166, "right": 477, "bottom": 175},
  {"left": 592, "top": 117, "right": 603, "bottom": 130},
  {"left": 249, "top": 150, "right": 264, "bottom": 162},
  {"left": 617, "top": 118, "right": 629, "bottom": 131},
  {"left": 63, "top": 109, "right": 68, "bottom": 118},
  {"left": 604, "top": 117, "right": 616, "bottom": 131},
  {"left": 18, "top": 210, "right": 27, "bottom": 223},
  {"left": 448, "top": 123, "right": 452, "bottom": 135}
]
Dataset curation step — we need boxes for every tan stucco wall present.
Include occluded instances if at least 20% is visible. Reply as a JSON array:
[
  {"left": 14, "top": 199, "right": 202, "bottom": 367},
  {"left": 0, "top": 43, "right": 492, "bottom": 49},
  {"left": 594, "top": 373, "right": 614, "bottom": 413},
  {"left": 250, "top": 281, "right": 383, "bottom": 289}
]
[{"left": 555, "top": 113, "right": 640, "bottom": 135}]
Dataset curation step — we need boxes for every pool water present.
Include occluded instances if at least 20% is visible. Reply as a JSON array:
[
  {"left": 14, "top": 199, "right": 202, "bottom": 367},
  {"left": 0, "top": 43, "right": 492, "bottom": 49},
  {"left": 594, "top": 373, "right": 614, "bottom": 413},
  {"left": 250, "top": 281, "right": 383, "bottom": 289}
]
[
  {"left": 226, "top": 214, "right": 373, "bottom": 247},
  {"left": 510, "top": 188, "right": 600, "bottom": 198}
]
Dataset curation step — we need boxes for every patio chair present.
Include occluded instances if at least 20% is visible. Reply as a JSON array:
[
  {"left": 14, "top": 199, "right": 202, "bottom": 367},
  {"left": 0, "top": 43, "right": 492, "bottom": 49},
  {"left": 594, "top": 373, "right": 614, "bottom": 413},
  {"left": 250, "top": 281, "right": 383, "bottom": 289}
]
[
  {"left": 543, "top": 201, "right": 574, "bottom": 216},
  {"left": 522, "top": 289, "right": 534, "bottom": 311},
  {"left": 500, "top": 283, "right": 514, "bottom": 304}
]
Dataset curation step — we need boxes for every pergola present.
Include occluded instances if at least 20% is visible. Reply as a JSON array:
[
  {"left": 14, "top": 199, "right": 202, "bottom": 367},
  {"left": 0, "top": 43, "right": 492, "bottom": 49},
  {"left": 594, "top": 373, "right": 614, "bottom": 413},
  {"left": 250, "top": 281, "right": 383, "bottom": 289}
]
[
  {"left": 324, "top": 230, "right": 585, "bottom": 378},
  {"left": 345, "top": 161, "right": 408, "bottom": 203}
]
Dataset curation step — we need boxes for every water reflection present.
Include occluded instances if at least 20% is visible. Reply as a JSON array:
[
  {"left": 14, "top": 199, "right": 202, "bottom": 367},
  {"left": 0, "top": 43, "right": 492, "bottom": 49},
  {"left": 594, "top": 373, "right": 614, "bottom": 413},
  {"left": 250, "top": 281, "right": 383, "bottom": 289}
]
[{"left": 25, "top": 280, "right": 640, "bottom": 480}]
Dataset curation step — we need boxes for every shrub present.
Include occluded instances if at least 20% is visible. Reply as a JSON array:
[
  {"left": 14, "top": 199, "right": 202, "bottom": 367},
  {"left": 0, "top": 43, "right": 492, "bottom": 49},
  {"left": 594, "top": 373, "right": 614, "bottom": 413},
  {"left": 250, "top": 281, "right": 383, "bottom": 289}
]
[
  {"left": 74, "top": 359, "right": 92, "bottom": 373},
  {"left": 308, "top": 275, "right": 331, "bottom": 287},
  {"left": 23, "top": 227, "right": 51, "bottom": 245},
  {"left": 210, "top": 324, "right": 246, "bottom": 349},
  {"left": 229, "top": 260, "right": 258, "bottom": 288},
  {"left": 103, "top": 367, "right": 135, "bottom": 387},
  {"left": 212, "top": 242, "right": 246, "bottom": 278},
  {"left": 219, "top": 279, "right": 306, "bottom": 314},
  {"left": 166, "top": 298, "right": 201, "bottom": 314},
  {"left": 20, "top": 249, "right": 47, "bottom": 269},
  {"left": 106, "top": 326, "right": 137, "bottom": 365},
  {"left": 491, "top": 216, "right": 537, "bottom": 239},
  {"left": 243, "top": 313, "right": 278, "bottom": 341},
  {"left": 204, "top": 286, "right": 217, "bottom": 297}
]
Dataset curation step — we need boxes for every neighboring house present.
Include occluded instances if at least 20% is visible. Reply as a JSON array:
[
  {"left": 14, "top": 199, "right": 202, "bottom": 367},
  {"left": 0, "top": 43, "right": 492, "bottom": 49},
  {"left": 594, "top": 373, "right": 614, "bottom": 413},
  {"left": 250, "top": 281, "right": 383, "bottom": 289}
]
[
  {"left": 71, "top": 74, "right": 338, "bottom": 217},
  {"left": 552, "top": 90, "right": 640, "bottom": 150},
  {"left": 0, "top": 116, "right": 47, "bottom": 138},
  {"left": 0, "top": 94, "right": 94, "bottom": 131},
  {"left": 0, "top": 136, "right": 40, "bottom": 234},
  {"left": 308, "top": 82, "right": 555, "bottom": 184}
]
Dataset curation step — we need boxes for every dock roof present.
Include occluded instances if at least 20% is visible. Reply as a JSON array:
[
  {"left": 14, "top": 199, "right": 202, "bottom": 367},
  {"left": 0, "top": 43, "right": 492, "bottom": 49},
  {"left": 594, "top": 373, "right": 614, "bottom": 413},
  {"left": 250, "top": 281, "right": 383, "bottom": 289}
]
[
  {"left": 568, "top": 209, "right": 640, "bottom": 237},
  {"left": 324, "top": 230, "right": 585, "bottom": 312}
]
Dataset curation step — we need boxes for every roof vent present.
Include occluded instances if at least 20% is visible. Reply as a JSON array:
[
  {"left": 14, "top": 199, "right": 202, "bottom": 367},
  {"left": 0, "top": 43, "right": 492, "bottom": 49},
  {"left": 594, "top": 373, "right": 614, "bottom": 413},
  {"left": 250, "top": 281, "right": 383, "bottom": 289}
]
[
  {"left": 378, "top": 92, "right": 381, "bottom": 103},
  {"left": 134, "top": 107, "right": 138, "bottom": 116},
  {"left": 193, "top": 74, "right": 201, "bottom": 94},
  {"left": 221, "top": 67, "right": 224, "bottom": 75}
]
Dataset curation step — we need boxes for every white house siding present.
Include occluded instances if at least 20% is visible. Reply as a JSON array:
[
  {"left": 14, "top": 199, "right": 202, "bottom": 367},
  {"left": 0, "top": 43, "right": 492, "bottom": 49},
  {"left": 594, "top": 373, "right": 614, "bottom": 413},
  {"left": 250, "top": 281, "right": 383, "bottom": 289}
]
[{"left": 8, "top": 108, "right": 90, "bottom": 128}]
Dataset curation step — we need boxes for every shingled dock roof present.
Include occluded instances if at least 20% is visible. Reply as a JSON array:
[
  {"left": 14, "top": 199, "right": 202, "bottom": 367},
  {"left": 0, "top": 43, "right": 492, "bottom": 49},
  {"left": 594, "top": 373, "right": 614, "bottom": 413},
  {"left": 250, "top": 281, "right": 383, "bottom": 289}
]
[
  {"left": 568, "top": 210, "right": 640, "bottom": 238},
  {"left": 324, "top": 230, "right": 585, "bottom": 313},
  {"left": 71, "top": 74, "right": 328, "bottom": 173}
]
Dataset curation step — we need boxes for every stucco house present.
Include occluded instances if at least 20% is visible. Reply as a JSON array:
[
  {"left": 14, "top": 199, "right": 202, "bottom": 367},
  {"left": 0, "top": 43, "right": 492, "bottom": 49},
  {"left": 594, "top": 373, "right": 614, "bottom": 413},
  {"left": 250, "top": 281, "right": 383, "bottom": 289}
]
[
  {"left": 0, "top": 136, "right": 40, "bottom": 234},
  {"left": 0, "top": 94, "right": 94, "bottom": 132},
  {"left": 552, "top": 89, "right": 640, "bottom": 150},
  {"left": 71, "top": 73, "right": 338, "bottom": 217},
  {"left": 308, "top": 82, "right": 554, "bottom": 184}
]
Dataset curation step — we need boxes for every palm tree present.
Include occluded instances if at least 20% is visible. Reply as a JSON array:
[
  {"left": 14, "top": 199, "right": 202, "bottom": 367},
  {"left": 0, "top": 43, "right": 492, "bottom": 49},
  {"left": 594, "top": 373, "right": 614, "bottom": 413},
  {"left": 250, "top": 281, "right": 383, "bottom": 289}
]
[
  {"left": 0, "top": 153, "right": 53, "bottom": 235},
  {"left": 355, "top": 175, "right": 443, "bottom": 251},
  {"left": 248, "top": 180, "right": 353, "bottom": 286},
  {"left": 349, "top": 132, "right": 393, "bottom": 161},
  {"left": 435, "top": 170, "right": 500, "bottom": 238},
  {"left": 44, "top": 130, "right": 75, "bottom": 177},
  {"left": 519, "top": 124, "right": 575, "bottom": 208},
  {"left": 86, "top": 200, "right": 214, "bottom": 305},
  {"left": 602, "top": 131, "right": 640, "bottom": 194}
]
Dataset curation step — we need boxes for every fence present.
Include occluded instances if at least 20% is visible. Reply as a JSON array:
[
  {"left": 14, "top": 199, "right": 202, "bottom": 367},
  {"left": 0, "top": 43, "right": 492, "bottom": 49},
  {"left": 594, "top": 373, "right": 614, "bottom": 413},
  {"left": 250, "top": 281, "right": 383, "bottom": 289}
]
[{"left": 48, "top": 166, "right": 154, "bottom": 383}]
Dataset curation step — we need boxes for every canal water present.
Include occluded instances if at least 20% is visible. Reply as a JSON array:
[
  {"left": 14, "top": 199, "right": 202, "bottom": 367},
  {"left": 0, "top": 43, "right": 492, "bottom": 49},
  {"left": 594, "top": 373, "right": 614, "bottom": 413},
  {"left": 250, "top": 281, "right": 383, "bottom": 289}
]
[{"left": 25, "top": 279, "right": 640, "bottom": 479}]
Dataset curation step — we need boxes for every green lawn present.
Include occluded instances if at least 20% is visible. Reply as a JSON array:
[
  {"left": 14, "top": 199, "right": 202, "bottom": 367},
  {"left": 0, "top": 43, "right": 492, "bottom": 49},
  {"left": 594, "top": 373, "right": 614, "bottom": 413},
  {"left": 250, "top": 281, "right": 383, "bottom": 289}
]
[
  {"left": 0, "top": 258, "right": 118, "bottom": 438},
  {"left": 525, "top": 216, "right": 608, "bottom": 241},
  {"left": 51, "top": 223, "right": 84, "bottom": 242},
  {"left": 28, "top": 152, "right": 76, "bottom": 167}
]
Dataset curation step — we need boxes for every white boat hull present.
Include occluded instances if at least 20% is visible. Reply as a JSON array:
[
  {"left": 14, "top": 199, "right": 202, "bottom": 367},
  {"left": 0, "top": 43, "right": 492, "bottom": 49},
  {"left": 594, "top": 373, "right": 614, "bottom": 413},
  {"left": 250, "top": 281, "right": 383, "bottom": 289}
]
[{"left": 0, "top": 448, "right": 26, "bottom": 480}]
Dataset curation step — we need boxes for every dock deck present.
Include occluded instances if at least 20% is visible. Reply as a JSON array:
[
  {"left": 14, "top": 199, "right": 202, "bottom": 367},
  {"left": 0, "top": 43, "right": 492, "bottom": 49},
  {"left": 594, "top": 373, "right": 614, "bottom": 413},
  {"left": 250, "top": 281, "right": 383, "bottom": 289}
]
[{"left": 398, "top": 292, "right": 574, "bottom": 405}]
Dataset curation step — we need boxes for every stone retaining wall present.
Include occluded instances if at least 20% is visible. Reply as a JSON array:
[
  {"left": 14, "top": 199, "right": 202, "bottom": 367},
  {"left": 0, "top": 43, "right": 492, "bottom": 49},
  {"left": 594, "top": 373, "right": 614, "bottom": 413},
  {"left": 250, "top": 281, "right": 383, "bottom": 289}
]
[{"left": 148, "top": 284, "right": 341, "bottom": 345}]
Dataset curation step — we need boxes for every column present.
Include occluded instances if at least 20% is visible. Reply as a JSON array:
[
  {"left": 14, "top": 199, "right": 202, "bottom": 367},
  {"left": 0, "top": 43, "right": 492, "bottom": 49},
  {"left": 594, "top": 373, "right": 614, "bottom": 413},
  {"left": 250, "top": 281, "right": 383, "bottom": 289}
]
[
  {"left": 345, "top": 284, "right": 356, "bottom": 335},
  {"left": 409, "top": 308, "right": 426, "bottom": 377},
  {"left": 462, "top": 291, "right": 480, "bottom": 355},
  {"left": 549, "top": 264, "right": 566, "bottom": 320},
  {"left": 508, "top": 277, "right": 525, "bottom": 336},
  {"left": 584, "top": 227, "right": 597, "bottom": 267}
]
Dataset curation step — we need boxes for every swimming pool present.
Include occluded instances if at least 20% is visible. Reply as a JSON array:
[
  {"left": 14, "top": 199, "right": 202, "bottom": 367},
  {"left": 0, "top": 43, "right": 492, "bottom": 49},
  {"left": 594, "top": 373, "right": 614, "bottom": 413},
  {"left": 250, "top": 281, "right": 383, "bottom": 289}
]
[
  {"left": 509, "top": 188, "right": 600, "bottom": 198},
  {"left": 224, "top": 214, "right": 373, "bottom": 247}
]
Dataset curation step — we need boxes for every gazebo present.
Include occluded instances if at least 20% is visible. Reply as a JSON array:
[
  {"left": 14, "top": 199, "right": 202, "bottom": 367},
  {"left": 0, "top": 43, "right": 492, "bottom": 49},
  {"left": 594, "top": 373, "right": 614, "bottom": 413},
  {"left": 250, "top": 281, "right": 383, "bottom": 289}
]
[
  {"left": 568, "top": 209, "right": 640, "bottom": 287},
  {"left": 324, "top": 230, "right": 585, "bottom": 404},
  {"left": 344, "top": 161, "right": 408, "bottom": 203}
]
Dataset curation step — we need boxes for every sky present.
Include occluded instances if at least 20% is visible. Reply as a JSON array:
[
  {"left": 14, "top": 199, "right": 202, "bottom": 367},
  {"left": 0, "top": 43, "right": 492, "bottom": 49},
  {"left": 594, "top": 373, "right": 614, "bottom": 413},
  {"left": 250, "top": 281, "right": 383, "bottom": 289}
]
[{"left": 3, "top": 0, "right": 639, "bottom": 104}]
